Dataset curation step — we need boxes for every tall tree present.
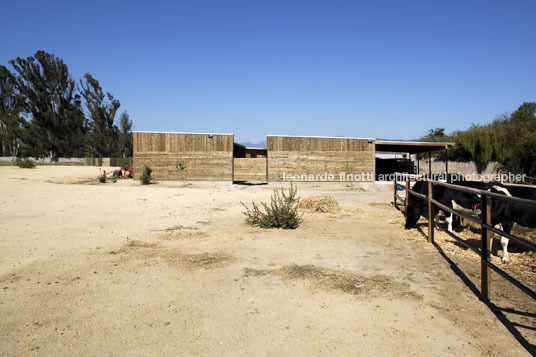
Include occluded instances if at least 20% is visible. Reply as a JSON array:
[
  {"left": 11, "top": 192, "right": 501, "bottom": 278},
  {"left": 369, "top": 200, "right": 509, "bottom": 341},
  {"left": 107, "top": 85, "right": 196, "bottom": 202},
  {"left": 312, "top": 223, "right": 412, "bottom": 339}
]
[
  {"left": 421, "top": 127, "right": 446, "bottom": 141},
  {"left": 457, "top": 124, "right": 500, "bottom": 173},
  {"left": 9, "top": 51, "right": 86, "bottom": 158},
  {"left": 502, "top": 102, "right": 536, "bottom": 176},
  {"left": 80, "top": 73, "right": 120, "bottom": 158},
  {"left": 118, "top": 111, "right": 133, "bottom": 158},
  {"left": 0, "top": 65, "right": 26, "bottom": 157}
]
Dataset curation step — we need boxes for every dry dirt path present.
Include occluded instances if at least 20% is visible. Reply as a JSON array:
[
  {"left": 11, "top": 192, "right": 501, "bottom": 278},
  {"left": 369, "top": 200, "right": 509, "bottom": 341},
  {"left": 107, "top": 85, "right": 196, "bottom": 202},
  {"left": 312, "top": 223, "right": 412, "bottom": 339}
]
[{"left": 0, "top": 166, "right": 532, "bottom": 356}]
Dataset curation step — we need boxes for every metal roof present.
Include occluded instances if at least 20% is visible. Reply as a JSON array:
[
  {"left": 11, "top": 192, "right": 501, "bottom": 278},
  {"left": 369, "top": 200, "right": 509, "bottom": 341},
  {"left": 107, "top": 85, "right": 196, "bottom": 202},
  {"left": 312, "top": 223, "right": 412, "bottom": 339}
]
[{"left": 375, "top": 140, "right": 455, "bottom": 153}]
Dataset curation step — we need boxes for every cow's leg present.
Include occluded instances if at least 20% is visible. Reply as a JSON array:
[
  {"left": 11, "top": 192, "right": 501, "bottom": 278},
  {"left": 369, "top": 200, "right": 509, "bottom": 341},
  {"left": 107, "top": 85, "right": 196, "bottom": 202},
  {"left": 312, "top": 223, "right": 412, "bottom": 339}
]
[
  {"left": 451, "top": 200, "right": 464, "bottom": 231},
  {"left": 446, "top": 213, "right": 453, "bottom": 232},
  {"left": 500, "top": 222, "right": 513, "bottom": 264},
  {"left": 490, "top": 224, "right": 503, "bottom": 253},
  {"left": 500, "top": 237, "right": 510, "bottom": 264}
]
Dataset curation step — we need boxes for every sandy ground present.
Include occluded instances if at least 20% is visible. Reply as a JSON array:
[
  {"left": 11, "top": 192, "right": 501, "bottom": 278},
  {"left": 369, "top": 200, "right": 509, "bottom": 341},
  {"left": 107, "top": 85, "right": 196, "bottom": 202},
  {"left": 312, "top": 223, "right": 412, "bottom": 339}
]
[{"left": 0, "top": 166, "right": 534, "bottom": 356}]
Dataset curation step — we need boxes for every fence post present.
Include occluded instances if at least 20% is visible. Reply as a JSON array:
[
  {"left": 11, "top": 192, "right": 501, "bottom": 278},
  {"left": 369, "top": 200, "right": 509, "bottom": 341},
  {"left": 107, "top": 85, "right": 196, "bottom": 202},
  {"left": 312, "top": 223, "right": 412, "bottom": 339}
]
[
  {"left": 405, "top": 176, "right": 410, "bottom": 211},
  {"left": 427, "top": 180, "right": 434, "bottom": 243},
  {"left": 393, "top": 173, "right": 397, "bottom": 207},
  {"left": 480, "top": 196, "right": 491, "bottom": 301}
]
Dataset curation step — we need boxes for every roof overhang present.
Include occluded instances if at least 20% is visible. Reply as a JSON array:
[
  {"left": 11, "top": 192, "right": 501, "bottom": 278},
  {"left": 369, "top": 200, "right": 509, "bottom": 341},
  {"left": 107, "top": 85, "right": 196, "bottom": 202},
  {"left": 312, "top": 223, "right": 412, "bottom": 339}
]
[{"left": 375, "top": 140, "right": 455, "bottom": 154}]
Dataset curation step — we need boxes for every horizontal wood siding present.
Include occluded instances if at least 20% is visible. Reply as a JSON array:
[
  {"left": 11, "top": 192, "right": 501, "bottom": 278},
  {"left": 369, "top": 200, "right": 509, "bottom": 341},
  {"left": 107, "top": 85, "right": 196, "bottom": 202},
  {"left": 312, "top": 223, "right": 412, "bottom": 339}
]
[
  {"left": 267, "top": 136, "right": 372, "bottom": 152},
  {"left": 267, "top": 136, "right": 375, "bottom": 182},
  {"left": 233, "top": 158, "right": 267, "bottom": 182},
  {"left": 133, "top": 132, "right": 233, "bottom": 181}
]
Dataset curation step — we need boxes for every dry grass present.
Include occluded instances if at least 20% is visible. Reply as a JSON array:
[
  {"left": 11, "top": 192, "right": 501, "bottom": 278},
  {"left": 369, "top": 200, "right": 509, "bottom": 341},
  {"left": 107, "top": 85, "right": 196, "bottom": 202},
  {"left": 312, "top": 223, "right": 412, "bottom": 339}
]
[
  {"left": 158, "top": 231, "right": 209, "bottom": 240},
  {"left": 163, "top": 225, "right": 199, "bottom": 232},
  {"left": 109, "top": 240, "right": 235, "bottom": 270},
  {"left": 181, "top": 253, "right": 235, "bottom": 269},
  {"left": 244, "top": 264, "right": 422, "bottom": 300},
  {"left": 298, "top": 195, "right": 339, "bottom": 213}
]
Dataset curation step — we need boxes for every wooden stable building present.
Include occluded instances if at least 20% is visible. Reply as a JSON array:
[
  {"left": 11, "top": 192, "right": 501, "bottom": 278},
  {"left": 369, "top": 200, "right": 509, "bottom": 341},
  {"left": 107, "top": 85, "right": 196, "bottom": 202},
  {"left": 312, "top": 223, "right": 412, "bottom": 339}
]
[{"left": 133, "top": 131, "right": 453, "bottom": 183}]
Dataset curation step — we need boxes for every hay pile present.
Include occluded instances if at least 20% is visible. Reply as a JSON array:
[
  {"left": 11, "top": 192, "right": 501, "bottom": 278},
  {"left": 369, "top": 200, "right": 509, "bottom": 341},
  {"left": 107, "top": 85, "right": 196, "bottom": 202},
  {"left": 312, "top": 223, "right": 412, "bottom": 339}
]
[{"left": 298, "top": 195, "right": 339, "bottom": 213}]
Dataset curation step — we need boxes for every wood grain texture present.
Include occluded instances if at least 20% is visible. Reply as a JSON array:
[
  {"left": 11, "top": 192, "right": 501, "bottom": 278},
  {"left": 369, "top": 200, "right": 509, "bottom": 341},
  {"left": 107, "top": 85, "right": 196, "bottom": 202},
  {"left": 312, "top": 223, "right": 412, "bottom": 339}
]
[
  {"left": 233, "top": 158, "right": 267, "bottom": 182},
  {"left": 267, "top": 136, "right": 374, "bottom": 182},
  {"left": 133, "top": 132, "right": 233, "bottom": 181}
]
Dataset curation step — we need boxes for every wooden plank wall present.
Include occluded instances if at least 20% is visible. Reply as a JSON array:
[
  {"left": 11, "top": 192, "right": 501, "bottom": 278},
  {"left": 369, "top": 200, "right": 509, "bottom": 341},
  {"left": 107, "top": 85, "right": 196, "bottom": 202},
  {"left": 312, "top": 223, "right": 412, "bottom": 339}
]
[
  {"left": 133, "top": 132, "right": 234, "bottom": 181},
  {"left": 233, "top": 158, "right": 267, "bottom": 182},
  {"left": 267, "top": 136, "right": 375, "bottom": 182}
]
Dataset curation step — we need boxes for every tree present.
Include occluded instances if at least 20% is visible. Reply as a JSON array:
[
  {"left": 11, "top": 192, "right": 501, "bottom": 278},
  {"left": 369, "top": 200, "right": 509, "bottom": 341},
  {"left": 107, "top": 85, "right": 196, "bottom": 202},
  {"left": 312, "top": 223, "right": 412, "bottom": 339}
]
[
  {"left": 9, "top": 51, "right": 86, "bottom": 158},
  {"left": 457, "top": 124, "right": 500, "bottom": 173},
  {"left": 420, "top": 127, "right": 459, "bottom": 161},
  {"left": 501, "top": 102, "right": 536, "bottom": 176},
  {"left": 0, "top": 65, "right": 26, "bottom": 157},
  {"left": 118, "top": 111, "right": 132, "bottom": 158},
  {"left": 80, "top": 73, "right": 120, "bottom": 158},
  {"left": 421, "top": 127, "right": 446, "bottom": 141}
]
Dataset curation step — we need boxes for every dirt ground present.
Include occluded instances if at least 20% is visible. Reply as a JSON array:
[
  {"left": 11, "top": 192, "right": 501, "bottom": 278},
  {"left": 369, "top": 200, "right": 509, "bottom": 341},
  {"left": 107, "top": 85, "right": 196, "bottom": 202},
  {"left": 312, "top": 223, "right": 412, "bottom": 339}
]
[{"left": 0, "top": 166, "right": 534, "bottom": 356}]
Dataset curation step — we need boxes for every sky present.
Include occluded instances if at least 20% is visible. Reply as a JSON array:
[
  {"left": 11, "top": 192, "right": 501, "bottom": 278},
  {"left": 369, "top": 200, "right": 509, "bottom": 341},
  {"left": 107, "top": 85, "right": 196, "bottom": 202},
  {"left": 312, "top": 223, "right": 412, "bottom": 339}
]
[{"left": 1, "top": 0, "right": 535, "bottom": 144}]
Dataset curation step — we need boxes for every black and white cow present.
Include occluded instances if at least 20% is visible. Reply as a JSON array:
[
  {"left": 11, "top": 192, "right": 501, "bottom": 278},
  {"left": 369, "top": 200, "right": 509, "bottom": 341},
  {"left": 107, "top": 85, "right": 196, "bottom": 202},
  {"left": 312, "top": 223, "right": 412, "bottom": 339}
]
[
  {"left": 405, "top": 178, "right": 536, "bottom": 264},
  {"left": 404, "top": 177, "right": 483, "bottom": 232},
  {"left": 487, "top": 185, "right": 536, "bottom": 263}
]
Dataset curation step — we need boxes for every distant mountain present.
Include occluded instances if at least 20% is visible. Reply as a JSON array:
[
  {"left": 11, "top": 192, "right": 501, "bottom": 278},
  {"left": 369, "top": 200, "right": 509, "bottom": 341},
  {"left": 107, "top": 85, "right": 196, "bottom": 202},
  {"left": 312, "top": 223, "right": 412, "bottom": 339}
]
[{"left": 238, "top": 140, "right": 267, "bottom": 148}]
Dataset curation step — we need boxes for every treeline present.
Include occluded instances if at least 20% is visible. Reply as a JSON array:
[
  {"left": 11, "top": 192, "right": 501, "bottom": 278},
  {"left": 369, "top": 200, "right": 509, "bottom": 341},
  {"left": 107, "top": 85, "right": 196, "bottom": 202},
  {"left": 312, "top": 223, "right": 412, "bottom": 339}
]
[
  {"left": 0, "top": 50, "right": 132, "bottom": 159},
  {"left": 421, "top": 102, "right": 536, "bottom": 176}
]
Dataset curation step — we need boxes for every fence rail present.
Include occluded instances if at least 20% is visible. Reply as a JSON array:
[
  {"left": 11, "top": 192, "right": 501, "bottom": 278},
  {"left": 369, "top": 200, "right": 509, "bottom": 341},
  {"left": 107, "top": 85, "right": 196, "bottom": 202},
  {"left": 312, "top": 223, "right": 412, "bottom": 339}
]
[{"left": 393, "top": 172, "right": 536, "bottom": 303}]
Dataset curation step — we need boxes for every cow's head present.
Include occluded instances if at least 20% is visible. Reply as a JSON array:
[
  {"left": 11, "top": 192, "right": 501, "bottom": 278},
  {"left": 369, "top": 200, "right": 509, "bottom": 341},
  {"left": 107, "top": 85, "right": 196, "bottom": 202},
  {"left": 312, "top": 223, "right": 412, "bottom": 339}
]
[{"left": 405, "top": 200, "right": 421, "bottom": 229}]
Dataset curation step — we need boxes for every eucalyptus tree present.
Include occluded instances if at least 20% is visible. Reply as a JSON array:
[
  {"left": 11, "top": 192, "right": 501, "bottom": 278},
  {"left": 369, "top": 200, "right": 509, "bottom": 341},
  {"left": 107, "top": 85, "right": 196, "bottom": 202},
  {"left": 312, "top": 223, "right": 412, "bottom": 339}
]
[
  {"left": 0, "top": 65, "right": 25, "bottom": 157},
  {"left": 9, "top": 51, "right": 87, "bottom": 157},
  {"left": 118, "top": 111, "right": 133, "bottom": 158},
  {"left": 80, "top": 73, "right": 121, "bottom": 158}
]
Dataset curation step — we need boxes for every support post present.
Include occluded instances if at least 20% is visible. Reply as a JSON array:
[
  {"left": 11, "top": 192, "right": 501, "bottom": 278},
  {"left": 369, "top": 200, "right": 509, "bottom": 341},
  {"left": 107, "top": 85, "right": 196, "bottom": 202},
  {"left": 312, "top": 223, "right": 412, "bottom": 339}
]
[
  {"left": 480, "top": 196, "right": 491, "bottom": 301},
  {"left": 427, "top": 180, "right": 434, "bottom": 243},
  {"left": 445, "top": 148, "right": 448, "bottom": 176},
  {"left": 428, "top": 151, "right": 432, "bottom": 175},
  {"left": 417, "top": 153, "right": 420, "bottom": 174},
  {"left": 393, "top": 172, "right": 397, "bottom": 207},
  {"left": 405, "top": 176, "right": 409, "bottom": 211}
]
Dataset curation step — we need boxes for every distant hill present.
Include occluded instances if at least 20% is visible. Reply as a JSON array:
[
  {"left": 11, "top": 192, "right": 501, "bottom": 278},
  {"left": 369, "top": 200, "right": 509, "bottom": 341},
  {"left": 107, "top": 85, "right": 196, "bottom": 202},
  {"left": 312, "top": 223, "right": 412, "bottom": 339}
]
[{"left": 238, "top": 140, "right": 267, "bottom": 148}]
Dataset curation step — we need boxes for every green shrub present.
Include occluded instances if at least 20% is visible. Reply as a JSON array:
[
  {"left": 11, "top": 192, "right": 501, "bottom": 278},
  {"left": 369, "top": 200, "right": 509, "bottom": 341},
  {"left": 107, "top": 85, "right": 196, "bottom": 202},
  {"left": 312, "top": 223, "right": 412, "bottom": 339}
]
[
  {"left": 16, "top": 159, "right": 36, "bottom": 169},
  {"left": 98, "top": 173, "right": 106, "bottom": 183},
  {"left": 139, "top": 166, "right": 153, "bottom": 185},
  {"left": 111, "top": 177, "right": 117, "bottom": 183},
  {"left": 242, "top": 184, "right": 302, "bottom": 229}
]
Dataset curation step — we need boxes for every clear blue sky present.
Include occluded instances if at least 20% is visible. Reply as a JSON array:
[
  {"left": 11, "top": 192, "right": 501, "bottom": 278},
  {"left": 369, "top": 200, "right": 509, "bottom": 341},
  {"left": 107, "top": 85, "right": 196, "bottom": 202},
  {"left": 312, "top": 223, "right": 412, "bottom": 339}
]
[{"left": 1, "top": 0, "right": 535, "bottom": 144}]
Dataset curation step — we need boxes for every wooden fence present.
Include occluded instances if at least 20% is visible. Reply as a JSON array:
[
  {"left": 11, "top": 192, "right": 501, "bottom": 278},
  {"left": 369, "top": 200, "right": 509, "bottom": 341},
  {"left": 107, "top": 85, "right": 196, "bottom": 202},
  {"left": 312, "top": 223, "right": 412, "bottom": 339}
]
[{"left": 393, "top": 173, "right": 536, "bottom": 302}]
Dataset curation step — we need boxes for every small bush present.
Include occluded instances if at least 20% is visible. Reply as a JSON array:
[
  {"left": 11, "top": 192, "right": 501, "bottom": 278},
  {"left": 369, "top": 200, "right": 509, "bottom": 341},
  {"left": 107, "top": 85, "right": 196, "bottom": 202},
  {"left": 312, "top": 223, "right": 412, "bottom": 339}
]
[
  {"left": 139, "top": 166, "right": 153, "bottom": 185},
  {"left": 17, "top": 159, "right": 36, "bottom": 169},
  {"left": 242, "top": 184, "right": 302, "bottom": 229}
]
